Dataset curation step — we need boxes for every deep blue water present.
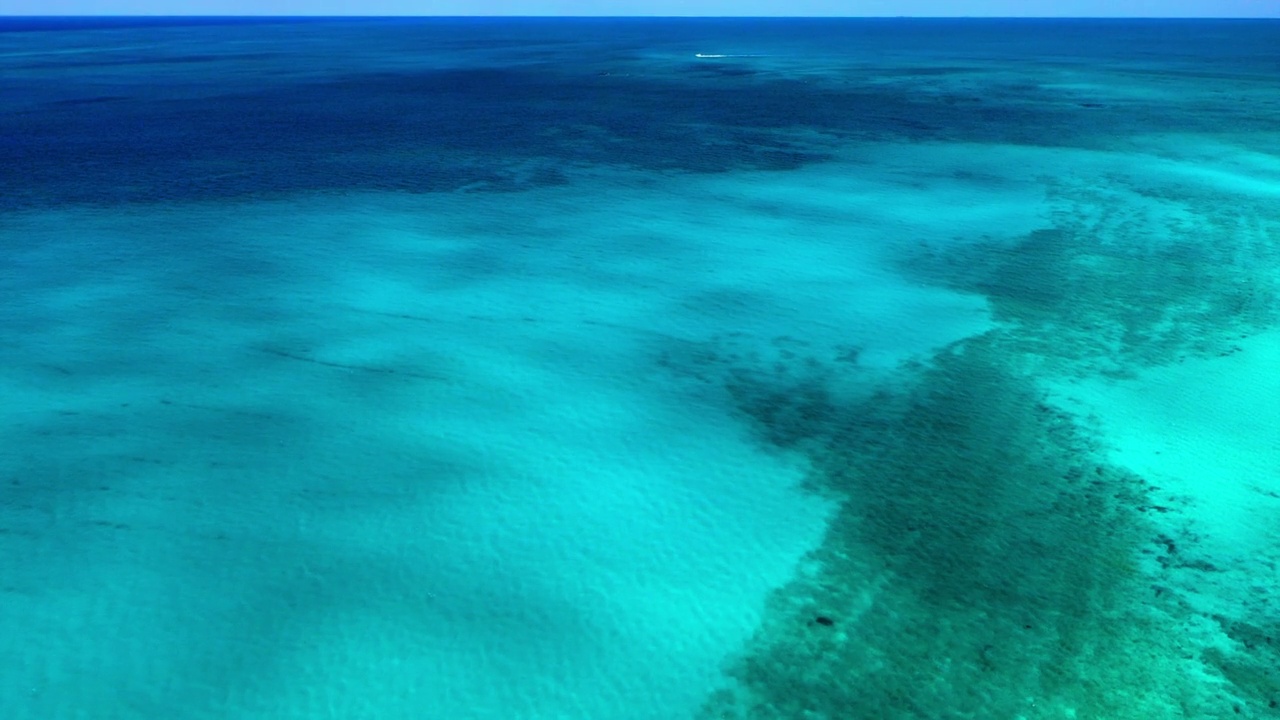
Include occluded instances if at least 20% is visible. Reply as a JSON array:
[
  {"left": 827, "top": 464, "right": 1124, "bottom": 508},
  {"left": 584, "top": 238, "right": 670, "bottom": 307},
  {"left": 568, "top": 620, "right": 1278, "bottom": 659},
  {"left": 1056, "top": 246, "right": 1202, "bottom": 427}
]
[{"left": 4, "top": 18, "right": 1277, "bottom": 209}]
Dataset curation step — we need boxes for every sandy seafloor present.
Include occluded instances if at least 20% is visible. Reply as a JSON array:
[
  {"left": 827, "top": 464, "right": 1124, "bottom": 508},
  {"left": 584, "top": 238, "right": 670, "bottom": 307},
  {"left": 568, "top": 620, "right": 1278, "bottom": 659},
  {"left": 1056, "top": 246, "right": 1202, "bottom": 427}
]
[{"left": 1, "top": 17, "right": 1278, "bottom": 720}]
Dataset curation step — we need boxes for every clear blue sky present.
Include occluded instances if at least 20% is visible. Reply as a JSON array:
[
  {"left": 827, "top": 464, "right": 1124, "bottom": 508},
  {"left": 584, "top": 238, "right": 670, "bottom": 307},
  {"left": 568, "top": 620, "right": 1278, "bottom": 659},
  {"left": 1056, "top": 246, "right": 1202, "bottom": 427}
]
[{"left": 1, "top": 0, "right": 1277, "bottom": 16}]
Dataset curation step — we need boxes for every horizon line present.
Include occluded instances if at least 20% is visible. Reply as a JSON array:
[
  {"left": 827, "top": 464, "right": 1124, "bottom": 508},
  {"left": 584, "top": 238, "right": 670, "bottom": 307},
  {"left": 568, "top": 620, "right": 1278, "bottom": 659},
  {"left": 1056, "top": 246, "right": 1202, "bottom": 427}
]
[{"left": 4, "top": 14, "right": 1278, "bottom": 19}]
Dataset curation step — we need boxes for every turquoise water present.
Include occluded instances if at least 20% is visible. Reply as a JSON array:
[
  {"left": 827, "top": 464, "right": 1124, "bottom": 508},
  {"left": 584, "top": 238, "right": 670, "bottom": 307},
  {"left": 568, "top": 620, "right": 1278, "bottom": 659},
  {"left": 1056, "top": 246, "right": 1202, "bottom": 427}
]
[{"left": 1, "top": 16, "right": 1279, "bottom": 719}]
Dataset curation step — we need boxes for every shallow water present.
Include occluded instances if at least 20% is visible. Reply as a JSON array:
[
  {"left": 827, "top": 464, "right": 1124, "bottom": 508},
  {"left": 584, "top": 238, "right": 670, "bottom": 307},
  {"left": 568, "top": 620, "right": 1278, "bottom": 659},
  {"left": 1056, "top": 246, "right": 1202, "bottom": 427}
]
[{"left": 1, "top": 16, "right": 1278, "bottom": 719}]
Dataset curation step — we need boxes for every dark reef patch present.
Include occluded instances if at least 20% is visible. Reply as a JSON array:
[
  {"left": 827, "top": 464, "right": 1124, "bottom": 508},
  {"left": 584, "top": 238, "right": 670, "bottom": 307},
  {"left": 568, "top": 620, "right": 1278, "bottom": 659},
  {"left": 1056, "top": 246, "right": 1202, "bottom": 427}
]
[
  {"left": 685, "top": 173, "right": 1280, "bottom": 717},
  {"left": 892, "top": 179, "right": 1280, "bottom": 375},
  {"left": 689, "top": 331, "right": 1201, "bottom": 718}
]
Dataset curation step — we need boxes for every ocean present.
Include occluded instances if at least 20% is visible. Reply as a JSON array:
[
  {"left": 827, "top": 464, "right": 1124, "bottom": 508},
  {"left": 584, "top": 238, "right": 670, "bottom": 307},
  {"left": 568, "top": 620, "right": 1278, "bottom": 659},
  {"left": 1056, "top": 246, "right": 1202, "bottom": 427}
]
[{"left": 1, "top": 16, "right": 1278, "bottom": 719}]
